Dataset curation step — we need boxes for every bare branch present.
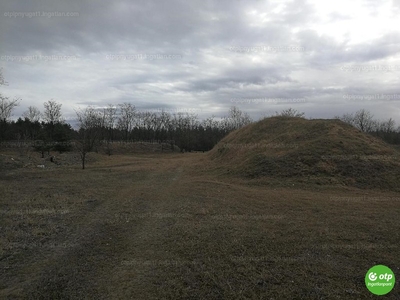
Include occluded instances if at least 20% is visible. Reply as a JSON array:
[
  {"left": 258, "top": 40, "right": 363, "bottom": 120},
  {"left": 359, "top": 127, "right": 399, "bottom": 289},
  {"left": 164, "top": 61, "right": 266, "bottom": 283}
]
[
  {"left": 0, "top": 68, "right": 8, "bottom": 86},
  {"left": 22, "top": 106, "right": 42, "bottom": 122},
  {"left": 0, "top": 95, "right": 21, "bottom": 122},
  {"left": 75, "top": 106, "right": 103, "bottom": 169},
  {"left": 275, "top": 108, "right": 305, "bottom": 118},
  {"left": 43, "top": 100, "right": 63, "bottom": 124}
]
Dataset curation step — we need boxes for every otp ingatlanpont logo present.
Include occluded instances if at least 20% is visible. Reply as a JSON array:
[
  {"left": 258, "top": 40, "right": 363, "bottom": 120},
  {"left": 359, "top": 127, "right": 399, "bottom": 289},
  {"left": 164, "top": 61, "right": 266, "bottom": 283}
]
[{"left": 365, "top": 265, "right": 395, "bottom": 296}]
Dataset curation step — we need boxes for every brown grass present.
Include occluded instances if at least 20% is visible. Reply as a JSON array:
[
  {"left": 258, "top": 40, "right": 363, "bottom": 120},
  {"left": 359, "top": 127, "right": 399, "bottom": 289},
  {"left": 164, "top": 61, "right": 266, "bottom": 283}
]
[
  {"left": 0, "top": 149, "right": 399, "bottom": 299},
  {"left": 209, "top": 117, "right": 400, "bottom": 191}
]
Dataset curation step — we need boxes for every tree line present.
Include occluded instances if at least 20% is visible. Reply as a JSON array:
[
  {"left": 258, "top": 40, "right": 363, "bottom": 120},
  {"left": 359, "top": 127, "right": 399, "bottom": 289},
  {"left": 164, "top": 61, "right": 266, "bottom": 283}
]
[
  {"left": 335, "top": 109, "right": 400, "bottom": 145},
  {"left": 1, "top": 69, "right": 252, "bottom": 163},
  {"left": 0, "top": 99, "right": 252, "bottom": 146},
  {"left": 2, "top": 69, "right": 400, "bottom": 168},
  {"left": 1, "top": 82, "right": 253, "bottom": 168}
]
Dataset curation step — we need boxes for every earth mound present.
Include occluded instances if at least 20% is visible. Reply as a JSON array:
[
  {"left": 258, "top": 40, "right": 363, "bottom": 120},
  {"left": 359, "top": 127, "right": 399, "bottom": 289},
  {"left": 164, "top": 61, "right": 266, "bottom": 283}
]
[{"left": 209, "top": 117, "right": 400, "bottom": 190}]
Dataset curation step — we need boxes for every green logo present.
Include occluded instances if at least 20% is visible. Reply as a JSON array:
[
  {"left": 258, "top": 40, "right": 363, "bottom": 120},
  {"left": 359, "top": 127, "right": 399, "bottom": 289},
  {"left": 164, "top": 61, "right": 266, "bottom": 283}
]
[{"left": 365, "top": 265, "right": 395, "bottom": 295}]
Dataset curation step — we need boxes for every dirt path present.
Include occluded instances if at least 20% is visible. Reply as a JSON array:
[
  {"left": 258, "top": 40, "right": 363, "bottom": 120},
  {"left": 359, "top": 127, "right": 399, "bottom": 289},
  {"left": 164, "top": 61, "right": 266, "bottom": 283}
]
[{"left": 20, "top": 155, "right": 193, "bottom": 299}]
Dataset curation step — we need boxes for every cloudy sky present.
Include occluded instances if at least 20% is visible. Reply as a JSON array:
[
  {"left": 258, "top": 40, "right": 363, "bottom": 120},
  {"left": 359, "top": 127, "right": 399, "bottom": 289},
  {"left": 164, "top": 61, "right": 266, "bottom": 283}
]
[{"left": 1, "top": 0, "right": 400, "bottom": 123}]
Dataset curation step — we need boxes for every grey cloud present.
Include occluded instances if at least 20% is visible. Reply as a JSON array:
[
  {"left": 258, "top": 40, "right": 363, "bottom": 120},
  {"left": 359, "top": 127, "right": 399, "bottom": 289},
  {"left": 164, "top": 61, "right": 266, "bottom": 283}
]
[
  {"left": 0, "top": 0, "right": 399, "bottom": 124},
  {"left": 297, "top": 30, "right": 400, "bottom": 68}
]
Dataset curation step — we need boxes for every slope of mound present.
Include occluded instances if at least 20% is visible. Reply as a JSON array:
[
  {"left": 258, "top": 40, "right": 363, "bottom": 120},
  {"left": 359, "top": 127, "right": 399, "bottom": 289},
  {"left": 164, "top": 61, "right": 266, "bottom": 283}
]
[{"left": 209, "top": 117, "right": 400, "bottom": 190}]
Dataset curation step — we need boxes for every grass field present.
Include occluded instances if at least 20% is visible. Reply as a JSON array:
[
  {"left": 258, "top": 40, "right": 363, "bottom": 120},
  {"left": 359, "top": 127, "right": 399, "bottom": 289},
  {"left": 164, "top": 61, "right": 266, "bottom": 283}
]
[{"left": 1, "top": 151, "right": 399, "bottom": 299}]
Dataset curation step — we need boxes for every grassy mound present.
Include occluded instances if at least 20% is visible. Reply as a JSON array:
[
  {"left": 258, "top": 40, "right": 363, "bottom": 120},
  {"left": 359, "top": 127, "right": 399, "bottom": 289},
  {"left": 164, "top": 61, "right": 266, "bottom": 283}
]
[{"left": 209, "top": 117, "right": 400, "bottom": 190}]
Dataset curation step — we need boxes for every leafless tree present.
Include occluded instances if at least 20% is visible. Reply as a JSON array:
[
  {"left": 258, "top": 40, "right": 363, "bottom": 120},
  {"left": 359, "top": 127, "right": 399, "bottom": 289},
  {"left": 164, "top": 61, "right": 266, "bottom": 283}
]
[
  {"left": 352, "top": 109, "right": 375, "bottom": 132},
  {"left": 142, "top": 111, "right": 156, "bottom": 133},
  {"left": 337, "top": 109, "right": 376, "bottom": 132},
  {"left": 135, "top": 111, "right": 144, "bottom": 129},
  {"left": 222, "top": 106, "right": 252, "bottom": 130},
  {"left": 0, "top": 68, "right": 8, "bottom": 86},
  {"left": 370, "top": 117, "right": 397, "bottom": 143},
  {"left": 155, "top": 109, "right": 171, "bottom": 140},
  {"left": 0, "top": 69, "right": 19, "bottom": 122},
  {"left": 0, "top": 95, "right": 20, "bottom": 123},
  {"left": 104, "top": 104, "right": 118, "bottom": 133},
  {"left": 231, "top": 106, "right": 252, "bottom": 129},
  {"left": 202, "top": 115, "right": 216, "bottom": 129},
  {"left": 75, "top": 106, "right": 103, "bottom": 169},
  {"left": 43, "top": 100, "right": 63, "bottom": 124},
  {"left": 102, "top": 104, "right": 118, "bottom": 154},
  {"left": 275, "top": 108, "right": 305, "bottom": 118},
  {"left": 335, "top": 112, "right": 355, "bottom": 126},
  {"left": 22, "top": 106, "right": 42, "bottom": 122},
  {"left": 377, "top": 118, "right": 396, "bottom": 133},
  {"left": 0, "top": 70, "right": 21, "bottom": 140},
  {"left": 117, "top": 103, "right": 136, "bottom": 141},
  {"left": 43, "top": 100, "right": 64, "bottom": 140}
]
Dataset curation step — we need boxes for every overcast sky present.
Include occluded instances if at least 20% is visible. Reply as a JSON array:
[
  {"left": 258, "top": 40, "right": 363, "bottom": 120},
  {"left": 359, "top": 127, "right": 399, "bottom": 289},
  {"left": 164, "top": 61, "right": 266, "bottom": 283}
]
[{"left": 1, "top": 0, "right": 400, "bottom": 123}]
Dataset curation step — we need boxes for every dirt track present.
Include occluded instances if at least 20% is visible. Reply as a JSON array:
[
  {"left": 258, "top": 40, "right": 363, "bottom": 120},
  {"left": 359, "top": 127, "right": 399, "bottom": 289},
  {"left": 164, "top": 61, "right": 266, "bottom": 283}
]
[{"left": 24, "top": 155, "right": 191, "bottom": 299}]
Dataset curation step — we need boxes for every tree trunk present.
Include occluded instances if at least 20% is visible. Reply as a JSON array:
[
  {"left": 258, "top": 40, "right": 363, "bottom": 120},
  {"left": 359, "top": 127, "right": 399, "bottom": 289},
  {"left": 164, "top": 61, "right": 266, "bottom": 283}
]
[{"left": 82, "top": 152, "right": 86, "bottom": 169}]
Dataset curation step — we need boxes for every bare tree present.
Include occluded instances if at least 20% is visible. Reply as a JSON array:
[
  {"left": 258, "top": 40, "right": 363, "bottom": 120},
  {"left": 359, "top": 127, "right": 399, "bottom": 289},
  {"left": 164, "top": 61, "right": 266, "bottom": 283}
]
[
  {"left": 377, "top": 118, "right": 396, "bottom": 133},
  {"left": 23, "top": 106, "right": 42, "bottom": 122},
  {"left": 0, "top": 95, "right": 20, "bottom": 123},
  {"left": 142, "top": 111, "right": 157, "bottom": 136},
  {"left": 370, "top": 117, "right": 397, "bottom": 143},
  {"left": 117, "top": 103, "right": 136, "bottom": 141},
  {"left": 102, "top": 104, "right": 118, "bottom": 155},
  {"left": 0, "top": 69, "right": 19, "bottom": 122},
  {"left": 75, "top": 106, "right": 103, "bottom": 169},
  {"left": 202, "top": 115, "right": 217, "bottom": 129},
  {"left": 0, "top": 68, "right": 8, "bottom": 86},
  {"left": 42, "top": 100, "right": 64, "bottom": 140},
  {"left": 353, "top": 109, "right": 375, "bottom": 132},
  {"left": 335, "top": 112, "right": 355, "bottom": 126},
  {"left": 223, "top": 106, "right": 252, "bottom": 130},
  {"left": 0, "top": 70, "right": 21, "bottom": 140},
  {"left": 155, "top": 109, "right": 171, "bottom": 141},
  {"left": 275, "top": 108, "right": 305, "bottom": 118},
  {"left": 336, "top": 110, "right": 400, "bottom": 143},
  {"left": 43, "top": 100, "right": 63, "bottom": 124},
  {"left": 104, "top": 104, "right": 118, "bottom": 134}
]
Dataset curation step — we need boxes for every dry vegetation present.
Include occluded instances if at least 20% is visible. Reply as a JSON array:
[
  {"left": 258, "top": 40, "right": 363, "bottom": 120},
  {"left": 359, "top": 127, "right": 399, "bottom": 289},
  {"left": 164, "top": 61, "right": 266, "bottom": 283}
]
[
  {"left": 1, "top": 119, "right": 399, "bottom": 299},
  {"left": 209, "top": 117, "right": 400, "bottom": 191}
]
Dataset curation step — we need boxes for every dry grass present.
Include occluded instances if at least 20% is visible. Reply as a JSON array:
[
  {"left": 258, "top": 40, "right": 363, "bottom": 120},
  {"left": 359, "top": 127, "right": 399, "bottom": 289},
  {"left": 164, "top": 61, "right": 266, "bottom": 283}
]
[
  {"left": 0, "top": 149, "right": 399, "bottom": 299},
  {"left": 209, "top": 117, "right": 400, "bottom": 191}
]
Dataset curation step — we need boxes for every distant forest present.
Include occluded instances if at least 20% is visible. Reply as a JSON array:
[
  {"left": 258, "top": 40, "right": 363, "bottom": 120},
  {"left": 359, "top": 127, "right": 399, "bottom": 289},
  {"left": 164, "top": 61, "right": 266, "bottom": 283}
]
[
  {"left": 1, "top": 67, "right": 400, "bottom": 156},
  {"left": 0, "top": 97, "right": 253, "bottom": 153},
  {"left": 1, "top": 96, "right": 400, "bottom": 157}
]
